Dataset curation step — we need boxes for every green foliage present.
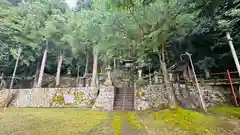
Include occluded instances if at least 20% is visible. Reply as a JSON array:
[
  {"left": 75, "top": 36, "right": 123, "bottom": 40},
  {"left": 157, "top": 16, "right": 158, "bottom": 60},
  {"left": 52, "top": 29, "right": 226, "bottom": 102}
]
[
  {"left": 1, "top": 0, "right": 240, "bottom": 80},
  {"left": 136, "top": 91, "right": 145, "bottom": 98},
  {"left": 209, "top": 106, "right": 240, "bottom": 119}
]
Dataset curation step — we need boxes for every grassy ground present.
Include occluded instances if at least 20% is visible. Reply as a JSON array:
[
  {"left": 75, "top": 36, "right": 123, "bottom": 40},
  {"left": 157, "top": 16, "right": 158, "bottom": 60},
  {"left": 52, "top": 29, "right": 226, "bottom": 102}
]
[
  {"left": 0, "top": 108, "right": 108, "bottom": 135},
  {"left": 208, "top": 106, "right": 240, "bottom": 118},
  {"left": 137, "top": 107, "right": 240, "bottom": 135},
  {"left": 0, "top": 107, "right": 240, "bottom": 135}
]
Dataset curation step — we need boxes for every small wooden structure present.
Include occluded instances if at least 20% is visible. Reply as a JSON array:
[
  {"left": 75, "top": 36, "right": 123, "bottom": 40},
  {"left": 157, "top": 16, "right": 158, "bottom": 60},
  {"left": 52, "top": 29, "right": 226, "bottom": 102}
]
[{"left": 169, "top": 60, "right": 194, "bottom": 82}]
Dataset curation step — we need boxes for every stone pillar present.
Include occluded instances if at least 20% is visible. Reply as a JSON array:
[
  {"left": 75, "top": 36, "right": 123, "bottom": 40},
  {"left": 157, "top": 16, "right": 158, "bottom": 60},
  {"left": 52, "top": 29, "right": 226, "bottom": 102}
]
[
  {"left": 92, "top": 86, "right": 115, "bottom": 111},
  {"left": 79, "top": 77, "right": 85, "bottom": 87},
  {"left": 86, "top": 78, "right": 90, "bottom": 87},
  {"left": 67, "top": 68, "right": 71, "bottom": 76},
  {"left": 159, "top": 75, "right": 163, "bottom": 83},
  {"left": 168, "top": 70, "right": 174, "bottom": 82},
  {"left": 104, "top": 65, "right": 112, "bottom": 86},
  {"left": 154, "top": 72, "right": 159, "bottom": 84},
  {"left": 138, "top": 67, "right": 143, "bottom": 80}
]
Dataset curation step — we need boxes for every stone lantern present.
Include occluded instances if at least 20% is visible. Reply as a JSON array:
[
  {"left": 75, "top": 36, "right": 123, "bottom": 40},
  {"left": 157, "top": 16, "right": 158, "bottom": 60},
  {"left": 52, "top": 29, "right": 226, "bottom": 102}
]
[
  {"left": 104, "top": 65, "right": 113, "bottom": 86},
  {"left": 137, "top": 65, "right": 143, "bottom": 80},
  {"left": 168, "top": 70, "right": 174, "bottom": 82},
  {"left": 159, "top": 75, "right": 163, "bottom": 83},
  {"left": 154, "top": 71, "right": 160, "bottom": 84},
  {"left": 121, "top": 60, "right": 134, "bottom": 86},
  {"left": 146, "top": 59, "right": 152, "bottom": 85},
  {"left": 79, "top": 76, "right": 85, "bottom": 87}
]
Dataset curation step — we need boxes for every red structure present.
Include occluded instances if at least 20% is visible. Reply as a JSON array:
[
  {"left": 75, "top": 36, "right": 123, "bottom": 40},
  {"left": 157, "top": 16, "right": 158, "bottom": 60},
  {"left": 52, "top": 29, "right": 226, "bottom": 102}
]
[{"left": 227, "top": 70, "right": 238, "bottom": 106}]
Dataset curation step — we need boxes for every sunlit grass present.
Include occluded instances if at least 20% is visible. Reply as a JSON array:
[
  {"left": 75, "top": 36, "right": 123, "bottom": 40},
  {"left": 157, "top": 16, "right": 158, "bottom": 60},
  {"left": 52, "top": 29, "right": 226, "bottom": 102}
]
[
  {"left": 137, "top": 107, "right": 239, "bottom": 135},
  {"left": 208, "top": 106, "right": 240, "bottom": 119},
  {"left": 0, "top": 108, "right": 108, "bottom": 135},
  {"left": 1, "top": 107, "right": 239, "bottom": 135}
]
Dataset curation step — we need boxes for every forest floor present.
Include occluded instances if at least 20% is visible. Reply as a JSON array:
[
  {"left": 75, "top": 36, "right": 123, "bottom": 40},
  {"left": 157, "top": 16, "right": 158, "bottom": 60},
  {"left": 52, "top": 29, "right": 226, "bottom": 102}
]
[{"left": 0, "top": 107, "right": 240, "bottom": 135}]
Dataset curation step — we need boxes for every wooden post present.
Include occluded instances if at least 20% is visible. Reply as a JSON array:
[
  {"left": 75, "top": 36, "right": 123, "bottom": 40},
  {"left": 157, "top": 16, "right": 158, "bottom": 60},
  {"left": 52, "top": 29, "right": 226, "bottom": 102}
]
[
  {"left": 227, "top": 70, "right": 238, "bottom": 106},
  {"left": 9, "top": 47, "right": 22, "bottom": 90},
  {"left": 4, "top": 47, "right": 22, "bottom": 111},
  {"left": 186, "top": 52, "right": 206, "bottom": 111},
  {"left": 227, "top": 32, "right": 240, "bottom": 77}
]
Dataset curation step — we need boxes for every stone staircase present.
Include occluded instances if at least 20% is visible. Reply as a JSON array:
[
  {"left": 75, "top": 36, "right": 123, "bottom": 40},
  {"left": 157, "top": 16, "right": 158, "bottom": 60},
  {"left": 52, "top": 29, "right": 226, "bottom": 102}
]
[{"left": 114, "top": 87, "right": 134, "bottom": 111}]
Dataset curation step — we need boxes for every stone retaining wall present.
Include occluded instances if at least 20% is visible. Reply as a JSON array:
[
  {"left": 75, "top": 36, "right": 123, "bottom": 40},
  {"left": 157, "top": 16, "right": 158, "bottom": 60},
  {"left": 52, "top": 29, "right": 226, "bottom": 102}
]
[
  {"left": 0, "top": 87, "right": 91, "bottom": 108},
  {"left": 135, "top": 83, "right": 232, "bottom": 111}
]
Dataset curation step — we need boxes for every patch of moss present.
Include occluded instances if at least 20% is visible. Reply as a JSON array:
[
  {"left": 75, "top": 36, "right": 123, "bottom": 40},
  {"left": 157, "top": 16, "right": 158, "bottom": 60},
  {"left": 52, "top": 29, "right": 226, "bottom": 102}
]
[
  {"left": 73, "top": 92, "right": 85, "bottom": 104},
  {"left": 136, "top": 91, "right": 145, "bottom": 97},
  {"left": 150, "top": 107, "right": 216, "bottom": 134},
  {"left": 127, "top": 112, "right": 144, "bottom": 130},
  {"left": 113, "top": 112, "right": 123, "bottom": 135},
  {"left": 208, "top": 106, "right": 240, "bottom": 119},
  {"left": 52, "top": 95, "right": 65, "bottom": 104},
  {"left": 66, "top": 90, "right": 72, "bottom": 94},
  {"left": 0, "top": 108, "right": 108, "bottom": 135}
]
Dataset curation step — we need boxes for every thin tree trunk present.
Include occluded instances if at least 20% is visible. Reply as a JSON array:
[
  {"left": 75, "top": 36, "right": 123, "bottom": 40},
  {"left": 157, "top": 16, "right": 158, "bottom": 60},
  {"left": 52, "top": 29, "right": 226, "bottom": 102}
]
[
  {"left": 33, "top": 62, "right": 40, "bottom": 88},
  {"left": 91, "top": 46, "right": 98, "bottom": 87},
  {"left": 36, "top": 43, "right": 48, "bottom": 88},
  {"left": 158, "top": 51, "right": 176, "bottom": 108},
  {"left": 114, "top": 58, "right": 116, "bottom": 70},
  {"left": 84, "top": 48, "right": 89, "bottom": 77},
  {"left": 4, "top": 47, "right": 21, "bottom": 111},
  {"left": 77, "top": 65, "right": 80, "bottom": 87},
  {"left": 56, "top": 51, "right": 62, "bottom": 87},
  {"left": 227, "top": 32, "right": 240, "bottom": 77}
]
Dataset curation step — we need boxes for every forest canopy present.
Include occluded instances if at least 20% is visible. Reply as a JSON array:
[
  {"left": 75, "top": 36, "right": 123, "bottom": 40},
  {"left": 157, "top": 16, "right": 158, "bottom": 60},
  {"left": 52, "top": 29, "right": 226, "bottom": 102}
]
[{"left": 0, "top": 0, "right": 239, "bottom": 78}]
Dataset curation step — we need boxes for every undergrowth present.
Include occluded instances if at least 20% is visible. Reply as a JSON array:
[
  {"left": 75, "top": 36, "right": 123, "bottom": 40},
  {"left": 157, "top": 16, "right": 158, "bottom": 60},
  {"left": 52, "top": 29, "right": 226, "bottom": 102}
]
[{"left": 208, "top": 106, "right": 240, "bottom": 119}]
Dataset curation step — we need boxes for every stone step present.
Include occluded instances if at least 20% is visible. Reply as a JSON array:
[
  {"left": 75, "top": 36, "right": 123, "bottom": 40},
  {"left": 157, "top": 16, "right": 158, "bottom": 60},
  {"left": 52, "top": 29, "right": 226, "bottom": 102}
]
[
  {"left": 113, "top": 107, "right": 134, "bottom": 111},
  {"left": 114, "top": 101, "right": 133, "bottom": 104},
  {"left": 115, "top": 97, "right": 134, "bottom": 99},
  {"left": 115, "top": 97, "right": 133, "bottom": 99},
  {"left": 114, "top": 103, "right": 133, "bottom": 106},
  {"left": 115, "top": 98, "right": 133, "bottom": 100},
  {"left": 115, "top": 93, "right": 134, "bottom": 95},
  {"left": 113, "top": 105, "right": 134, "bottom": 109},
  {"left": 114, "top": 105, "right": 133, "bottom": 108},
  {"left": 115, "top": 93, "right": 134, "bottom": 96},
  {"left": 115, "top": 100, "right": 133, "bottom": 103},
  {"left": 114, "top": 102, "right": 133, "bottom": 105},
  {"left": 114, "top": 101, "right": 133, "bottom": 103},
  {"left": 113, "top": 107, "right": 134, "bottom": 110}
]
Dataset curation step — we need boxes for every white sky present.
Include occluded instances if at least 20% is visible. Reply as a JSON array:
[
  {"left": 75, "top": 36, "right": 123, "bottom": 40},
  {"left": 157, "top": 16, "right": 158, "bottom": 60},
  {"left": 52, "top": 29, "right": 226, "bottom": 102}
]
[{"left": 65, "top": 0, "right": 77, "bottom": 8}]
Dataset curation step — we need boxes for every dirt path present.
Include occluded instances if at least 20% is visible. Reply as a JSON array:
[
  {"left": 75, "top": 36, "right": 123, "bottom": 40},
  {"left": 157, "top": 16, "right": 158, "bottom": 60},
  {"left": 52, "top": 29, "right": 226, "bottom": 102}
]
[{"left": 113, "top": 111, "right": 148, "bottom": 135}]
